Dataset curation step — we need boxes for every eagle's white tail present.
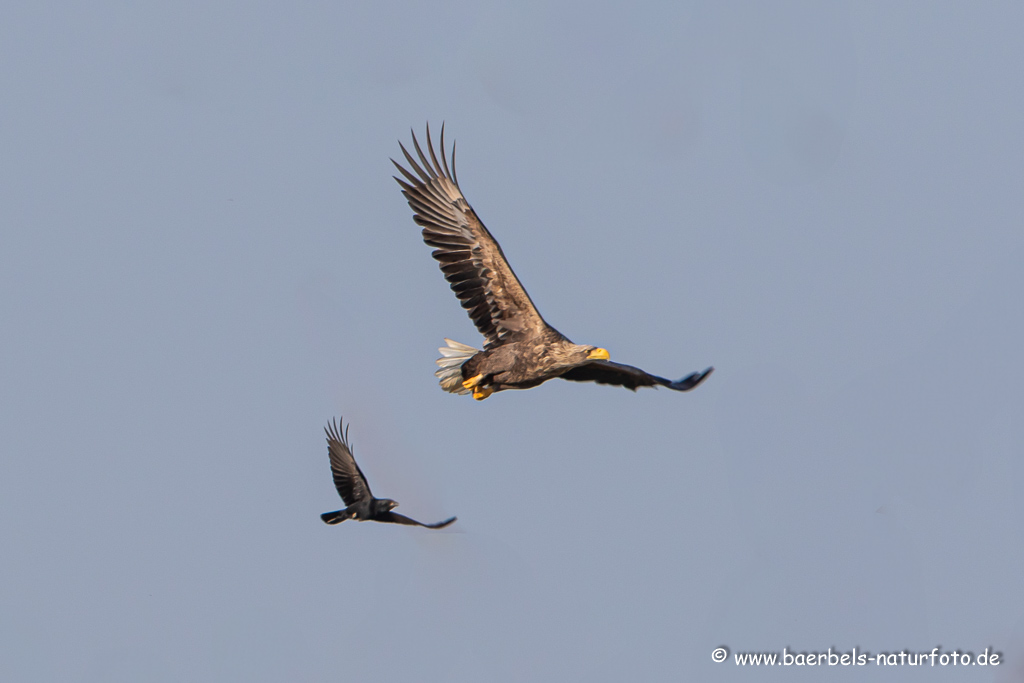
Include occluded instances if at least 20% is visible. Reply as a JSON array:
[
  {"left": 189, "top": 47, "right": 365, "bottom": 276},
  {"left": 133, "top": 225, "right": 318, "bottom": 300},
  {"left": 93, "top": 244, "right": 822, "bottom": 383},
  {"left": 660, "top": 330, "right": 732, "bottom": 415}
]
[{"left": 435, "top": 338, "right": 478, "bottom": 394}]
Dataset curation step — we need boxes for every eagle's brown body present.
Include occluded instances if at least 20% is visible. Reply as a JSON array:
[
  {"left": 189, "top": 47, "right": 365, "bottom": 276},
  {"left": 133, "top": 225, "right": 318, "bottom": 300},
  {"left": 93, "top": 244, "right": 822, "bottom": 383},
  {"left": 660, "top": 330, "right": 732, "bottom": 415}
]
[{"left": 461, "top": 331, "right": 596, "bottom": 392}]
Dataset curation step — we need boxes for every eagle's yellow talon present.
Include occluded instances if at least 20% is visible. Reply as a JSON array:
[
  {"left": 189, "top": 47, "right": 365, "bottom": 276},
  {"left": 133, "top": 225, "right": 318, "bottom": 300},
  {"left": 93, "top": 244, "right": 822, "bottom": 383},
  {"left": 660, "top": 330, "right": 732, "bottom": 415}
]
[
  {"left": 462, "top": 374, "right": 484, "bottom": 390},
  {"left": 472, "top": 385, "right": 493, "bottom": 400}
]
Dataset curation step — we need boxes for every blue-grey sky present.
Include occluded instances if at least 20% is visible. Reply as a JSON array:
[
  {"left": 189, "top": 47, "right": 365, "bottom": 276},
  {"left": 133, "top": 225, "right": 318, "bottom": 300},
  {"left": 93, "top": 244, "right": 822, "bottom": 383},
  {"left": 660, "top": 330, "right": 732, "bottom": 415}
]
[{"left": 2, "top": 2, "right": 1022, "bottom": 681}]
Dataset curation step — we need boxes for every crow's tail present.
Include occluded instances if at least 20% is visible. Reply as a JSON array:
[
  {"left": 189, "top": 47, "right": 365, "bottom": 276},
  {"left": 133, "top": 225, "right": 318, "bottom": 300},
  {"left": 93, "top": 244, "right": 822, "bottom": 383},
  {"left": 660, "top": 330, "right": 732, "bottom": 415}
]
[{"left": 320, "top": 509, "right": 352, "bottom": 525}]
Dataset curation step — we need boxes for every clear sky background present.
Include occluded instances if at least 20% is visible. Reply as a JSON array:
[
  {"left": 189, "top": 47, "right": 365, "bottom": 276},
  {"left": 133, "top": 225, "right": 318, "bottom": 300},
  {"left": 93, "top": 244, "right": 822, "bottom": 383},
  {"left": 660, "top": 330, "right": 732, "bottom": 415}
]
[{"left": 2, "top": 2, "right": 1022, "bottom": 681}]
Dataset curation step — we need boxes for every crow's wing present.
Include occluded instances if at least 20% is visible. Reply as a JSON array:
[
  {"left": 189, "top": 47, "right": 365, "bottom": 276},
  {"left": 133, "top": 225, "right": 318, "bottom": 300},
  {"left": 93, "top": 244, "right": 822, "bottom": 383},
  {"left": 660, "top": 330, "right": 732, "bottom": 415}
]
[
  {"left": 325, "top": 418, "right": 373, "bottom": 506},
  {"left": 378, "top": 512, "right": 458, "bottom": 529}
]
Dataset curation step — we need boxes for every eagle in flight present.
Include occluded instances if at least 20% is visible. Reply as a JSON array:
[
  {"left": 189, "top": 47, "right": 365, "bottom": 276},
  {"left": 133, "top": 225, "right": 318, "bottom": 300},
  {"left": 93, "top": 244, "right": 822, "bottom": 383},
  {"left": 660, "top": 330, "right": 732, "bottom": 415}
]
[{"left": 393, "top": 125, "right": 713, "bottom": 400}]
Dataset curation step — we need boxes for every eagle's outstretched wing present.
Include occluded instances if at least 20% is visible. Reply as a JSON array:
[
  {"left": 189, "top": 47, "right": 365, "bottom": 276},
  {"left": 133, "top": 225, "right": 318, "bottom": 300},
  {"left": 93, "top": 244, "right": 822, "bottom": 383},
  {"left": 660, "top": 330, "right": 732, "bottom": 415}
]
[
  {"left": 324, "top": 418, "right": 373, "bottom": 506},
  {"left": 560, "top": 361, "right": 714, "bottom": 392},
  {"left": 393, "top": 124, "right": 548, "bottom": 350}
]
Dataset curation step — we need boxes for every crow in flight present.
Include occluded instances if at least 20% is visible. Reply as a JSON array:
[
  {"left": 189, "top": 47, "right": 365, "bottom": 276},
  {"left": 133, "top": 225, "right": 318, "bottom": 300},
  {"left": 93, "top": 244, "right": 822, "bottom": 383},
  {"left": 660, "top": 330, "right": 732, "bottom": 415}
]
[{"left": 320, "top": 418, "right": 456, "bottom": 529}]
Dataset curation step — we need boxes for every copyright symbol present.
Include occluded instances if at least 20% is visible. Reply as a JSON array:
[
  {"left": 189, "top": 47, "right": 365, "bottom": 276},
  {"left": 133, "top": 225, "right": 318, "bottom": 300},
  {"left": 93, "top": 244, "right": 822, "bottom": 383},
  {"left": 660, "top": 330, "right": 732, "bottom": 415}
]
[{"left": 712, "top": 647, "right": 728, "bottom": 663}]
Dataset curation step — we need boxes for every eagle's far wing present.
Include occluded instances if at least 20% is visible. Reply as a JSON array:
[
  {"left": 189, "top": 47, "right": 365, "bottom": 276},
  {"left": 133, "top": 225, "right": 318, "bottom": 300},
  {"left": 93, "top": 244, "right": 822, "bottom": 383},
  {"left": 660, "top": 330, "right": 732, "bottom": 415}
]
[
  {"left": 560, "top": 360, "right": 714, "bottom": 392},
  {"left": 393, "top": 124, "right": 547, "bottom": 349},
  {"left": 325, "top": 418, "right": 373, "bottom": 506}
]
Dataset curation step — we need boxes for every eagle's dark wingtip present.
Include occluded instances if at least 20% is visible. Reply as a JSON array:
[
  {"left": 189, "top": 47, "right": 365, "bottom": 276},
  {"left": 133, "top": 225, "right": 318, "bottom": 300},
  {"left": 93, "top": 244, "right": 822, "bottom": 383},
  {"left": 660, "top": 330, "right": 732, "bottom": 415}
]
[{"left": 670, "top": 366, "right": 714, "bottom": 391}]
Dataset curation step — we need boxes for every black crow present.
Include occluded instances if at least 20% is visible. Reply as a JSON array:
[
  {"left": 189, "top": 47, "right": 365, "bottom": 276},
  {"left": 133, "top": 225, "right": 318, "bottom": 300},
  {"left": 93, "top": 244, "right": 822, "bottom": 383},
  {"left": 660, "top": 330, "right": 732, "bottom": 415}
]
[{"left": 320, "top": 418, "right": 456, "bottom": 529}]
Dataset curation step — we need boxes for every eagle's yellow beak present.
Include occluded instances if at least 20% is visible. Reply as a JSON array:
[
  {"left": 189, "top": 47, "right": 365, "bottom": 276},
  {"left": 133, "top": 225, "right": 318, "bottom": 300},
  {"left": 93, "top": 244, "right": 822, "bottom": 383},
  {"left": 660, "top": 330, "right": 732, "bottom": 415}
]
[{"left": 588, "top": 347, "right": 610, "bottom": 360}]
